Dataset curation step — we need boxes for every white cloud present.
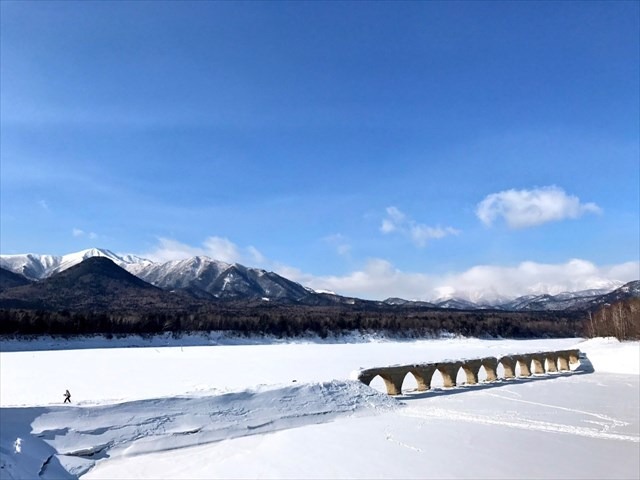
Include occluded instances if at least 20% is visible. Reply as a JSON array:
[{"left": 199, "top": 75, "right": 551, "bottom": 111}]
[
  {"left": 380, "top": 207, "right": 405, "bottom": 233},
  {"left": 133, "top": 236, "right": 637, "bottom": 303},
  {"left": 246, "top": 246, "right": 266, "bottom": 264},
  {"left": 380, "top": 219, "right": 396, "bottom": 234},
  {"left": 380, "top": 206, "right": 460, "bottom": 247},
  {"left": 280, "top": 258, "right": 639, "bottom": 302},
  {"left": 140, "top": 236, "right": 266, "bottom": 266},
  {"left": 410, "top": 225, "right": 461, "bottom": 247},
  {"left": 72, "top": 228, "right": 99, "bottom": 239},
  {"left": 37, "top": 200, "right": 49, "bottom": 210},
  {"left": 202, "top": 237, "right": 242, "bottom": 264},
  {"left": 323, "top": 234, "right": 352, "bottom": 257},
  {"left": 476, "top": 186, "right": 602, "bottom": 229}
]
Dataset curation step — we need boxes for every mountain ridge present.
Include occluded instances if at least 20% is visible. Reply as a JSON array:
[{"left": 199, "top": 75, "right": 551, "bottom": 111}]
[
  {"left": 0, "top": 257, "right": 200, "bottom": 312},
  {"left": 1, "top": 248, "right": 637, "bottom": 310}
]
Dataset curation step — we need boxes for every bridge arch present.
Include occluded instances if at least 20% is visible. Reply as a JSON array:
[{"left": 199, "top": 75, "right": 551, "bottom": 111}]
[
  {"left": 480, "top": 357, "right": 498, "bottom": 382},
  {"left": 365, "top": 374, "right": 388, "bottom": 394},
  {"left": 400, "top": 370, "right": 422, "bottom": 393},
  {"left": 375, "top": 372, "right": 404, "bottom": 395},
  {"left": 436, "top": 362, "right": 462, "bottom": 388},
  {"left": 409, "top": 364, "right": 437, "bottom": 391},
  {"left": 356, "top": 348, "right": 582, "bottom": 395},
  {"left": 459, "top": 359, "right": 483, "bottom": 385},
  {"left": 516, "top": 355, "right": 532, "bottom": 377}
]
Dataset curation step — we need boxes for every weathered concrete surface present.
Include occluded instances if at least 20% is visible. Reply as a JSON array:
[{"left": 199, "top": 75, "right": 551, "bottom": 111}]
[
  {"left": 409, "top": 364, "right": 437, "bottom": 391},
  {"left": 567, "top": 349, "right": 580, "bottom": 365},
  {"left": 530, "top": 354, "right": 546, "bottom": 374},
  {"left": 517, "top": 355, "right": 532, "bottom": 377},
  {"left": 460, "top": 359, "right": 483, "bottom": 385},
  {"left": 544, "top": 353, "right": 559, "bottom": 373},
  {"left": 357, "top": 366, "right": 409, "bottom": 395},
  {"left": 480, "top": 357, "right": 498, "bottom": 381},
  {"left": 557, "top": 355, "right": 570, "bottom": 371},
  {"left": 357, "top": 349, "right": 581, "bottom": 395},
  {"left": 498, "top": 355, "right": 517, "bottom": 379},
  {"left": 437, "top": 361, "right": 462, "bottom": 387}
]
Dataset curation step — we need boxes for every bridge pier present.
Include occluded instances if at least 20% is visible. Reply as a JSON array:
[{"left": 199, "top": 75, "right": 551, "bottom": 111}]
[
  {"left": 516, "top": 355, "right": 532, "bottom": 377},
  {"left": 498, "top": 355, "right": 517, "bottom": 379},
  {"left": 460, "top": 359, "right": 483, "bottom": 385},
  {"left": 410, "top": 364, "right": 437, "bottom": 391},
  {"left": 557, "top": 354, "right": 570, "bottom": 371},
  {"left": 544, "top": 352, "right": 559, "bottom": 373},
  {"left": 530, "top": 354, "right": 546, "bottom": 374},
  {"left": 436, "top": 362, "right": 461, "bottom": 387},
  {"left": 556, "top": 350, "right": 576, "bottom": 371},
  {"left": 568, "top": 349, "right": 580, "bottom": 365},
  {"left": 480, "top": 357, "right": 498, "bottom": 381},
  {"left": 380, "top": 372, "right": 406, "bottom": 395}
]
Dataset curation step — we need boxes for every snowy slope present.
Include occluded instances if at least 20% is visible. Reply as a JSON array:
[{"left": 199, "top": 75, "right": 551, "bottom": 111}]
[
  {"left": 0, "top": 381, "right": 397, "bottom": 479},
  {"left": 499, "top": 287, "right": 619, "bottom": 311},
  {"left": 0, "top": 249, "right": 312, "bottom": 302},
  {"left": 0, "top": 249, "right": 151, "bottom": 281},
  {"left": 128, "top": 257, "right": 311, "bottom": 301},
  {"left": 127, "top": 256, "right": 230, "bottom": 292}
]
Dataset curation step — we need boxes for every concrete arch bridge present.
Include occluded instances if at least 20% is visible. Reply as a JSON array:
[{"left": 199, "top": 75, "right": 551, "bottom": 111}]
[{"left": 357, "top": 349, "right": 580, "bottom": 395}]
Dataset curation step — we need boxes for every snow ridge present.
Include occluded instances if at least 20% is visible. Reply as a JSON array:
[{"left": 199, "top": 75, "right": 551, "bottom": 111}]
[{"left": 1, "top": 380, "right": 398, "bottom": 478}]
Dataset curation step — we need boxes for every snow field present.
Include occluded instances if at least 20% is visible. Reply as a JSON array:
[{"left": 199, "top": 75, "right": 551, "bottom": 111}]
[
  {"left": 0, "top": 336, "right": 638, "bottom": 479},
  {"left": 0, "top": 336, "right": 585, "bottom": 406}
]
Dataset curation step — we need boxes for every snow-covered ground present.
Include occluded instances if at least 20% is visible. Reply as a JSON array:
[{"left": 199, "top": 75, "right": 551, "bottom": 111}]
[{"left": 1, "top": 336, "right": 638, "bottom": 479}]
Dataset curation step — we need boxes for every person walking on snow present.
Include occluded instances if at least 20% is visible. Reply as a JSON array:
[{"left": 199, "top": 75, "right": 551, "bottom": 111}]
[{"left": 63, "top": 389, "right": 71, "bottom": 403}]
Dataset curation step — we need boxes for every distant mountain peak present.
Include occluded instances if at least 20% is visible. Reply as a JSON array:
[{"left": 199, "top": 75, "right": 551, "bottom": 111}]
[
  {"left": 0, "top": 248, "right": 152, "bottom": 280},
  {"left": 62, "top": 256, "right": 152, "bottom": 282}
]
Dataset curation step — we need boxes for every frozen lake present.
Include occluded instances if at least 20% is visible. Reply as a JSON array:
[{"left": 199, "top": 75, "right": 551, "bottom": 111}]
[{"left": 1, "top": 336, "right": 638, "bottom": 479}]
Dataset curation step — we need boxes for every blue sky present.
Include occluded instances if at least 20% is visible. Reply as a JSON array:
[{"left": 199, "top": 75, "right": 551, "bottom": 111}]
[{"left": 1, "top": 1, "right": 638, "bottom": 300}]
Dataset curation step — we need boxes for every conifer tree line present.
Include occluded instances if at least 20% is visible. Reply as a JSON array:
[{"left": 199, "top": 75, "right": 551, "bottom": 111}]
[{"left": 0, "top": 298, "right": 636, "bottom": 340}]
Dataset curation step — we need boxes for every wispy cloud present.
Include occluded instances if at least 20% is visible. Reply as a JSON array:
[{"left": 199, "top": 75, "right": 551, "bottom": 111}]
[
  {"left": 72, "top": 228, "right": 98, "bottom": 240},
  {"left": 140, "top": 237, "right": 266, "bottom": 266},
  {"left": 37, "top": 200, "right": 49, "bottom": 210},
  {"left": 476, "top": 186, "right": 602, "bottom": 229},
  {"left": 380, "top": 206, "right": 460, "bottom": 247},
  {"left": 323, "top": 234, "right": 351, "bottom": 256}
]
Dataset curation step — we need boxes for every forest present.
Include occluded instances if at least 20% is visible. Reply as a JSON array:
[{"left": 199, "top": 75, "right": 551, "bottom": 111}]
[{"left": 0, "top": 304, "right": 594, "bottom": 339}]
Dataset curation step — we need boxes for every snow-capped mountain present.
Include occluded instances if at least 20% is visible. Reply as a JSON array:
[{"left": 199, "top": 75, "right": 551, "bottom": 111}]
[
  {"left": 0, "top": 249, "right": 313, "bottom": 303},
  {"left": 497, "top": 288, "right": 617, "bottom": 311},
  {"left": 0, "top": 248, "right": 151, "bottom": 281},
  {"left": 129, "top": 256, "right": 311, "bottom": 301},
  {"left": 434, "top": 297, "right": 488, "bottom": 310},
  {"left": 1, "top": 248, "right": 637, "bottom": 308},
  {"left": 384, "top": 282, "right": 637, "bottom": 311},
  {"left": 382, "top": 297, "right": 436, "bottom": 308}
]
